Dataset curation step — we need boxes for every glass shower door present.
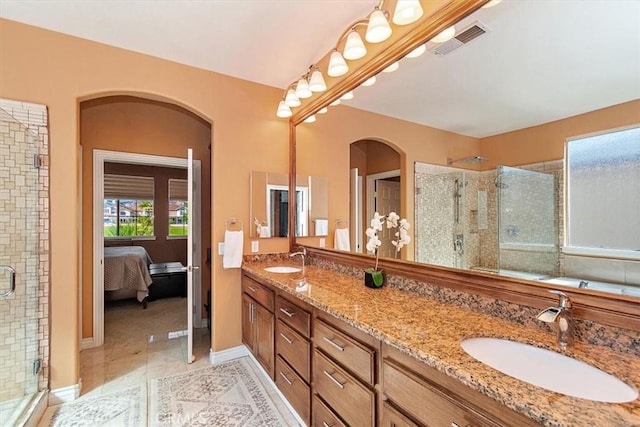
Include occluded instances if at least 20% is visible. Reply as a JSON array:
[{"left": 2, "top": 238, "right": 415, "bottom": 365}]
[{"left": 0, "top": 108, "right": 40, "bottom": 424}]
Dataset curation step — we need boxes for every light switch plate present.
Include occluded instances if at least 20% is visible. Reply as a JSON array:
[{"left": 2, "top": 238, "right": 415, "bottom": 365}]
[
  {"left": 218, "top": 242, "right": 224, "bottom": 255},
  {"left": 251, "top": 240, "right": 259, "bottom": 253},
  {"left": 319, "top": 238, "right": 325, "bottom": 248}
]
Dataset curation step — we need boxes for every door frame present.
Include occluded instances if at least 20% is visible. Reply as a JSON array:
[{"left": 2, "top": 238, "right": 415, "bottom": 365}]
[
  {"left": 91, "top": 149, "right": 203, "bottom": 347},
  {"left": 365, "top": 169, "right": 401, "bottom": 227}
]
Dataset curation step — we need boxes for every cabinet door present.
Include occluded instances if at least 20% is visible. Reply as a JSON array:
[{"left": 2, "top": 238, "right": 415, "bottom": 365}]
[
  {"left": 242, "top": 294, "right": 255, "bottom": 352},
  {"left": 255, "top": 303, "right": 275, "bottom": 379}
]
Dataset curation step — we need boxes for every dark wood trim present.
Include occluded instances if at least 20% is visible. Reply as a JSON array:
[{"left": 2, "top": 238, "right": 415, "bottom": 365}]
[{"left": 288, "top": 120, "right": 296, "bottom": 252}]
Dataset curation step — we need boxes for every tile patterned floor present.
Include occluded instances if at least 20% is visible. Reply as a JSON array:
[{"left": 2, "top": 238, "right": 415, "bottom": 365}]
[{"left": 37, "top": 297, "right": 300, "bottom": 426}]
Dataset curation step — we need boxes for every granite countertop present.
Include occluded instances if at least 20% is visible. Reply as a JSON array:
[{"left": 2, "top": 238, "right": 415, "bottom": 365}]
[{"left": 242, "top": 261, "right": 640, "bottom": 427}]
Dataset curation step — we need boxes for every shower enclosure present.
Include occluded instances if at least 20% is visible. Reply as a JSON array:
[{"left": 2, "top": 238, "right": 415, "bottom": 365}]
[{"left": 0, "top": 100, "right": 48, "bottom": 426}]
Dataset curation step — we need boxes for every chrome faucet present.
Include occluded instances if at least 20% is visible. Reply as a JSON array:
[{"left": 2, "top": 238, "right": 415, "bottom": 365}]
[
  {"left": 289, "top": 247, "right": 306, "bottom": 268},
  {"left": 536, "top": 290, "right": 574, "bottom": 350},
  {"left": 289, "top": 248, "right": 308, "bottom": 290}
]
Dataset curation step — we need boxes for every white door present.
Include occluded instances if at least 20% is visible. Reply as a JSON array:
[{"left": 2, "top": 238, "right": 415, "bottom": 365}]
[{"left": 186, "top": 148, "right": 199, "bottom": 363}]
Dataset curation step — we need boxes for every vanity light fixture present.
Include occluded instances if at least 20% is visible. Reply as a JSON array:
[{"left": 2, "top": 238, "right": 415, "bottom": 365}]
[
  {"left": 308, "top": 68, "right": 327, "bottom": 92},
  {"left": 406, "top": 43, "right": 426, "bottom": 58},
  {"left": 361, "top": 76, "right": 377, "bottom": 87},
  {"left": 276, "top": 100, "right": 292, "bottom": 118},
  {"left": 304, "top": 114, "right": 316, "bottom": 123},
  {"left": 328, "top": 50, "right": 349, "bottom": 77},
  {"left": 431, "top": 25, "right": 456, "bottom": 43},
  {"left": 344, "top": 29, "right": 368, "bottom": 60},
  {"left": 340, "top": 91, "right": 354, "bottom": 100},
  {"left": 392, "top": 0, "right": 424, "bottom": 25},
  {"left": 295, "top": 77, "right": 312, "bottom": 99},
  {"left": 382, "top": 61, "right": 400, "bottom": 73},
  {"left": 366, "top": 8, "right": 392, "bottom": 43},
  {"left": 284, "top": 88, "right": 301, "bottom": 107}
]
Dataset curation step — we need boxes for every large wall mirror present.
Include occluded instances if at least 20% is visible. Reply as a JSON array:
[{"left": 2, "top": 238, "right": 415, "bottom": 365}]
[{"left": 293, "top": 0, "right": 640, "bottom": 300}]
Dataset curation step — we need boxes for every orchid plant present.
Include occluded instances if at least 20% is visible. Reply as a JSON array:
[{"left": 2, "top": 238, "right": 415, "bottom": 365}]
[{"left": 365, "top": 211, "right": 411, "bottom": 286}]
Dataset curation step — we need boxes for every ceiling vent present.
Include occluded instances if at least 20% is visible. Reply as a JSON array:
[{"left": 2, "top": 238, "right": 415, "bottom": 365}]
[{"left": 429, "top": 21, "right": 490, "bottom": 57}]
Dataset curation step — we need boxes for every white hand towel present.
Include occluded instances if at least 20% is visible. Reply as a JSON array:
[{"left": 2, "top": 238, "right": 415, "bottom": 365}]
[
  {"left": 259, "top": 226, "right": 270, "bottom": 238},
  {"left": 334, "top": 228, "right": 351, "bottom": 251},
  {"left": 223, "top": 230, "right": 244, "bottom": 269},
  {"left": 315, "top": 219, "right": 329, "bottom": 236}
]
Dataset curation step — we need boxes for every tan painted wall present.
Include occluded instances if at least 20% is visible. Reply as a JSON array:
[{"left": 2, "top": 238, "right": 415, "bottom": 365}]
[
  {"left": 0, "top": 18, "right": 289, "bottom": 390},
  {"left": 81, "top": 96, "right": 212, "bottom": 338}
]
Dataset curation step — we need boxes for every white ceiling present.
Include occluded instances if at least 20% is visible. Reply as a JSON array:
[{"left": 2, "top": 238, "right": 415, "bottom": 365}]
[{"left": 2, "top": 0, "right": 639, "bottom": 137}]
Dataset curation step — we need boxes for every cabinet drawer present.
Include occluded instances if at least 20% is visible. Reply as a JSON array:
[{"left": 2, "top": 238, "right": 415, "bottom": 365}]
[
  {"left": 276, "top": 295, "right": 311, "bottom": 337},
  {"left": 312, "top": 395, "right": 347, "bottom": 427},
  {"left": 314, "top": 319, "right": 375, "bottom": 385},
  {"left": 242, "top": 276, "right": 274, "bottom": 311},
  {"left": 381, "top": 401, "right": 418, "bottom": 427},
  {"left": 383, "top": 359, "right": 498, "bottom": 427},
  {"left": 276, "top": 320, "right": 310, "bottom": 382},
  {"left": 314, "top": 350, "right": 375, "bottom": 427},
  {"left": 275, "top": 355, "right": 310, "bottom": 424}
]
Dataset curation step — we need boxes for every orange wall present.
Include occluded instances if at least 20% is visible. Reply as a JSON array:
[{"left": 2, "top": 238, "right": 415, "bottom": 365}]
[
  {"left": 0, "top": 18, "right": 290, "bottom": 390},
  {"left": 81, "top": 96, "right": 212, "bottom": 338}
]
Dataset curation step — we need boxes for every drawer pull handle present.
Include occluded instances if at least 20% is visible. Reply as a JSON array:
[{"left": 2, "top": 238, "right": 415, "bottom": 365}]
[
  {"left": 323, "top": 370, "right": 345, "bottom": 389},
  {"left": 322, "top": 336, "right": 345, "bottom": 352},
  {"left": 279, "top": 307, "right": 295, "bottom": 317},
  {"left": 450, "top": 423, "right": 469, "bottom": 427},
  {"left": 248, "top": 286, "right": 257, "bottom": 292},
  {"left": 322, "top": 422, "right": 335, "bottom": 427},
  {"left": 279, "top": 371, "right": 293, "bottom": 386},
  {"left": 279, "top": 332, "right": 294, "bottom": 344}
]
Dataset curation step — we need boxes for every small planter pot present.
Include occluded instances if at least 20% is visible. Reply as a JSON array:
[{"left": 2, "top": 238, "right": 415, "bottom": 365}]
[{"left": 364, "top": 269, "right": 384, "bottom": 288}]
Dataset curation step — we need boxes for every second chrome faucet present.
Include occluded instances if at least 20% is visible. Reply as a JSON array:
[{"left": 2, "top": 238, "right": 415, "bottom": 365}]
[{"left": 537, "top": 290, "right": 574, "bottom": 350}]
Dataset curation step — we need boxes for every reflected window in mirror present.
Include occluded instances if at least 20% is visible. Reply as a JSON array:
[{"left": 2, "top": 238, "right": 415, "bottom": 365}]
[{"left": 566, "top": 125, "right": 640, "bottom": 256}]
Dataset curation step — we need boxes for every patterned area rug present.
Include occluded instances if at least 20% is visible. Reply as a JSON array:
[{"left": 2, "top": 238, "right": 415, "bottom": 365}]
[
  {"left": 149, "top": 357, "right": 298, "bottom": 426},
  {"left": 48, "top": 385, "right": 144, "bottom": 426}
]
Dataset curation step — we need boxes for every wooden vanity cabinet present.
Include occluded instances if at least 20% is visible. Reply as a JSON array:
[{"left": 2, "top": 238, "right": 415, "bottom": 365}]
[
  {"left": 381, "top": 343, "right": 539, "bottom": 427},
  {"left": 274, "top": 294, "right": 312, "bottom": 425},
  {"left": 241, "top": 275, "right": 275, "bottom": 379},
  {"left": 312, "top": 310, "right": 379, "bottom": 427}
]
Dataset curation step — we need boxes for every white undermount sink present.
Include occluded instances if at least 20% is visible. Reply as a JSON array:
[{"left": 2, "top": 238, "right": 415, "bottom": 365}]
[
  {"left": 263, "top": 266, "right": 301, "bottom": 273},
  {"left": 461, "top": 337, "right": 638, "bottom": 403}
]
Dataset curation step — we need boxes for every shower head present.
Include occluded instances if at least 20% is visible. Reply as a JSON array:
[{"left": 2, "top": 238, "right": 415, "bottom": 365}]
[{"left": 447, "top": 156, "right": 488, "bottom": 165}]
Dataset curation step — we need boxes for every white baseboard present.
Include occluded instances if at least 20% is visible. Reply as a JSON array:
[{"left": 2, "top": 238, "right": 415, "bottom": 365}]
[
  {"left": 208, "top": 345, "right": 249, "bottom": 365},
  {"left": 49, "top": 383, "right": 81, "bottom": 406},
  {"left": 80, "top": 337, "right": 95, "bottom": 350}
]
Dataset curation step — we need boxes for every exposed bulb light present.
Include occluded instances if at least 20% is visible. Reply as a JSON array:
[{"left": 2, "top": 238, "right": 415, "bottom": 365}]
[
  {"left": 406, "top": 44, "right": 426, "bottom": 58},
  {"left": 318, "top": 107, "right": 328, "bottom": 114},
  {"left": 343, "top": 30, "right": 367, "bottom": 60},
  {"left": 295, "top": 78, "right": 312, "bottom": 99},
  {"left": 284, "top": 89, "right": 301, "bottom": 107},
  {"left": 304, "top": 115, "right": 316, "bottom": 123},
  {"left": 329, "top": 99, "right": 341, "bottom": 106},
  {"left": 366, "top": 9, "right": 392, "bottom": 43},
  {"left": 382, "top": 62, "right": 399, "bottom": 73},
  {"left": 328, "top": 50, "right": 349, "bottom": 77},
  {"left": 308, "top": 69, "right": 327, "bottom": 92},
  {"left": 276, "top": 100, "right": 292, "bottom": 118},
  {"left": 392, "top": 0, "right": 424, "bottom": 25},
  {"left": 340, "top": 91, "right": 354, "bottom": 100},
  {"left": 482, "top": 0, "right": 502, "bottom": 8},
  {"left": 431, "top": 26, "right": 456, "bottom": 43},
  {"left": 361, "top": 76, "right": 376, "bottom": 87}
]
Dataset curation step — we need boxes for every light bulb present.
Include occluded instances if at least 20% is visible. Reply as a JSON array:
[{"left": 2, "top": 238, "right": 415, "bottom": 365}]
[
  {"left": 328, "top": 50, "right": 349, "bottom": 77},
  {"left": 344, "top": 30, "right": 367, "bottom": 60},
  {"left": 406, "top": 44, "right": 426, "bottom": 59},
  {"left": 340, "top": 91, "right": 354, "bottom": 100},
  {"left": 304, "top": 115, "right": 316, "bottom": 123},
  {"left": 284, "top": 89, "right": 301, "bottom": 107},
  {"left": 482, "top": 0, "right": 502, "bottom": 8},
  {"left": 295, "top": 78, "right": 312, "bottom": 99},
  {"left": 330, "top": 99, "right": 341, "bottom": 106},
  {"left": 393, "top": 0, "right": 424, "bottom": 25},
  {"left": 308, "top": 69, "right": 327, "bottom": 92},
  {"left": 361, "top": 76, "right": 377, "bottom": 87},
  {"left": 431, "top": 26, "right": 456, "bottom": 43},
  {"left": 318, "top": 107, "right": 328, "bottom": 114},
  {"left": 382, "top": 62, "right": 399, "bottom": 73},
  {"left": 366, "top": 9, "right": 392, "bottom": 43},
  {"left": 276, "top": 101, "right": 292, "bottom": 118}
]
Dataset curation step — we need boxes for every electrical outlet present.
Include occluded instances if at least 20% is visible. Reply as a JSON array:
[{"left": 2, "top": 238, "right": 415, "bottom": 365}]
[
  {"left": 251, "top": 240, "right": 259, "bottom": 253},
  {"left": 319, "top": 238, "right": 325, "bottom": 248},
  {"left": 218, "top": 242, "right": 224, "bottom": 255}
]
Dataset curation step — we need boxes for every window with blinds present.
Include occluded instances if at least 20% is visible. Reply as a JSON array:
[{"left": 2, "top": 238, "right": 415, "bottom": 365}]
[
  {"left": 168, "top": 179, "right": 189, "bottom": 237},
  {"left": 104, "top": 174, "right": 155, "bottom": 238}
]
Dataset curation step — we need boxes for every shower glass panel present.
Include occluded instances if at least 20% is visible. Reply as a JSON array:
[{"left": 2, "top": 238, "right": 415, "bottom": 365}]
[
  {"left": 0, "top": 108, "right": 40, "bottom": 424},
  {"left": 497, "top": 165, "right": 558, "bottom": 276}
]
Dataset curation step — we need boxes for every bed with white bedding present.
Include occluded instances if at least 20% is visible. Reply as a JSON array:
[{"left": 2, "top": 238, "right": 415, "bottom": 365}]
[{"left": 104, "top": 246, "right": 153, "bottom": 302}]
